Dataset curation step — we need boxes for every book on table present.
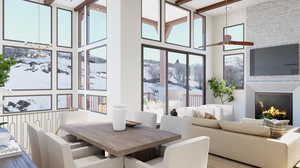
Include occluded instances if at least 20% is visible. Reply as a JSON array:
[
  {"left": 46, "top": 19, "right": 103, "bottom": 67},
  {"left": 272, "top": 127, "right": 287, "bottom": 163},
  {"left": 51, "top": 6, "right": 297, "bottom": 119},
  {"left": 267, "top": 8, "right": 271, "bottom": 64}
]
[{"left": 0, "top": 140, "right": 22, "bottom": 159}]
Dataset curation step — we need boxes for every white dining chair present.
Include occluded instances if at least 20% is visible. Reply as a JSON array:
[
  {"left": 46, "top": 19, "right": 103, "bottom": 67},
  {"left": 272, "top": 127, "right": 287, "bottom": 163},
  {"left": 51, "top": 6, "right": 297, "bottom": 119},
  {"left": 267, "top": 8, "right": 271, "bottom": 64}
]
[
  {"left": 125, "top": 136, "right": 210, "bottom": 168},
  {"left": 28, "top": 123, "right": 102, "bottom": 168},
  {"left": 160, "top": 115, "right": 183, "bottom": 135},
  {"left": 159, "top": 115, "right": 193, "bottom": 155},
  {"left": 41, "top": 131, "right": 124, "bottom": 168},
  {"left": 134, "top": 111, "right": 157, "bottom": 128},
  {"left": 27, "top": 123, "right": 43, "bottom": 168},
  {"left": 57, "top": 111, "right": 90, "bottom": 139}
]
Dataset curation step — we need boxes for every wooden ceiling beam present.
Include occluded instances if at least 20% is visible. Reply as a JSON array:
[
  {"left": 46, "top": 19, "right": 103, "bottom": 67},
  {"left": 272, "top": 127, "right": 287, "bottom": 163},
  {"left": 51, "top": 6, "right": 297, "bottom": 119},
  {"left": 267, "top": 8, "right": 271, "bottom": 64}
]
[
  {"left": 175, "top": 0, "right": 192, "bottom": 5},
  {"left": 74, "top": 0, "right": 97, "bottom": 11},
  {"left": 44, "top": 0, "right": 55, "bottom": 5},
  {"left": 196, "top": 0, "right": 242, "bottom": 13}
]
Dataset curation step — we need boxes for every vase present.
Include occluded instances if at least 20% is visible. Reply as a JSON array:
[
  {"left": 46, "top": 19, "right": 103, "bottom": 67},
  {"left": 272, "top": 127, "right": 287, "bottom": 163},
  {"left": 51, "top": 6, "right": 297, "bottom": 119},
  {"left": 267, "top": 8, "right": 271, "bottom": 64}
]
[{"left": 112, "top": 105, "right": 127, "bottom": 131}]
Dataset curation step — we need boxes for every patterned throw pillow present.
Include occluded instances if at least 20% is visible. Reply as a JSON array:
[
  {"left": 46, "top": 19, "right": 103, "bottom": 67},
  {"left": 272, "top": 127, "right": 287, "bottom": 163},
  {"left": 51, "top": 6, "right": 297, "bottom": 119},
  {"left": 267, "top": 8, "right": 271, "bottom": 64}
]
[{"left": 192, "top": 107, "right": 216, "bottom": 120}]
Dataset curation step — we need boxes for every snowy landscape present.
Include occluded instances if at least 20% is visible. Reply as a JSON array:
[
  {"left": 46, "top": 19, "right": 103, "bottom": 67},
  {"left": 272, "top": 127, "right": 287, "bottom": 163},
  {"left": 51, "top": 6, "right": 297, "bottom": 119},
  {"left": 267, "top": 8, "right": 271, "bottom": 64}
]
[
  {"left": 87, "top": 47, "right": 107, "bottom": 90},
  {"left": 57, "top": 94, "right": 72, "bottom": 109},
  {"left": 4, "top": 46, "right": 52, "bottom": 90},
  {"left": 57, "top": 52, "right": 72, "bottom": 89},
  {"left": 224, "top": 54, "right": 244, "bottom": 88},
  {"left": 4, "top": 95, "right": 51, "bottom": 113},
  {"left": 143, "top": 48, "right": 204, "bottom": 116}
]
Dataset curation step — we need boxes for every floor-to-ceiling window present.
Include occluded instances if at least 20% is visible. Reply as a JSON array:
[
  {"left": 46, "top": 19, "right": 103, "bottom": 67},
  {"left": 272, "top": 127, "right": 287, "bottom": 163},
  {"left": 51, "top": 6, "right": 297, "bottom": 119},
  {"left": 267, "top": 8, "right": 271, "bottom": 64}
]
[
  {"left": 141, "top": 0, "right": 206, "bottom": 117},
  {"left": 142, "top": 46, "right": 205, "bottom": 117},
  {"left": 1, "top": 0, "right": 73, "bottom": 113},
  {"left": 77, "top": 0, "right": 107, "bottom": 114}
]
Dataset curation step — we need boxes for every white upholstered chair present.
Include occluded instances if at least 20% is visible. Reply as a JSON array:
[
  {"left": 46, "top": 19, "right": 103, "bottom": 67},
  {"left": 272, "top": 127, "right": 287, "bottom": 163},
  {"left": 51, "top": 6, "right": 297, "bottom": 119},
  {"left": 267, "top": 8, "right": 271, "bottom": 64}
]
[
  {"left": 134, "top": 111, "right": 157, "bottom": 128},
  {"left": 42, "top": 131, "right": 123, "bottom": 168},
  {"left": 125, "top": 136, "right": 210, "bottom": 168},
  {"left": 27, "top": 123, "right": 43, "bottom": 168},
  {"left": 160, "top": 115, "right": 183, "bottom": 135},
  {"left": 57, "top": 111, "right": 90, "bottom": 138},
  {"left": 28, "top": 123, "right": 102, "bottom": 168}
]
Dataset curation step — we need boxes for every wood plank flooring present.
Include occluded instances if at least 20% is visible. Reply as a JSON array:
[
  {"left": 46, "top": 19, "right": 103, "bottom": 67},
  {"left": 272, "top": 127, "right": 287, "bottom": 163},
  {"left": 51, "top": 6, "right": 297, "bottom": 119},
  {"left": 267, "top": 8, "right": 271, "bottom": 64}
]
[{"left": 208, "top": 155, "right": 256, "bottom": 168}]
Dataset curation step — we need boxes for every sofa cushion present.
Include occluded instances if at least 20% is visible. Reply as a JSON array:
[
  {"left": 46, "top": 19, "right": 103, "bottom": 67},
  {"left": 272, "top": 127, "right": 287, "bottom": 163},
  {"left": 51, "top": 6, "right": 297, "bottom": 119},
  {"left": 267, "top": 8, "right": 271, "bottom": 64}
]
[
  {"left": 241, "top": 118, "right": 264, "bottom": 125},
  {"left": 219, "top": 121, "right": 271, "bottom": 137},
  {"left": 191, "top": 118, "right": 220, "bottom": 129}
]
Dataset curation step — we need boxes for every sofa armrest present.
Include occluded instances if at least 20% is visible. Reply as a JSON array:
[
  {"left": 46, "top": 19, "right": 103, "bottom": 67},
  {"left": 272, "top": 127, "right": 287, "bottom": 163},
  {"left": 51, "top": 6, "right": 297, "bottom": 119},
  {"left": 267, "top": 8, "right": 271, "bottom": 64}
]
[{"left": 269, "top": 129, "right": 300, "bottom": 168}]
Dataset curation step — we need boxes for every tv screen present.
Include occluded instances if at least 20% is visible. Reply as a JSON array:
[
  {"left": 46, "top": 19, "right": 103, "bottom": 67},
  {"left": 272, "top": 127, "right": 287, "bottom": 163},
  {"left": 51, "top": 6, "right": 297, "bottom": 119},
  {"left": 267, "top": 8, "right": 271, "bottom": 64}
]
[{"left": 250, "top": 44, "right": 299, "bottom": 76}]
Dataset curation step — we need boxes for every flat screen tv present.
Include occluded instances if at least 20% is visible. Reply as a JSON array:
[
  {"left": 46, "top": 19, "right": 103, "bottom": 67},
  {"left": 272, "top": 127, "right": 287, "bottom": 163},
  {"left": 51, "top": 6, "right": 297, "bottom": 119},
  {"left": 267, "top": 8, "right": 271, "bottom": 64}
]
[{"left": 250, "top": 44, "right": 299, "bottom": 76}]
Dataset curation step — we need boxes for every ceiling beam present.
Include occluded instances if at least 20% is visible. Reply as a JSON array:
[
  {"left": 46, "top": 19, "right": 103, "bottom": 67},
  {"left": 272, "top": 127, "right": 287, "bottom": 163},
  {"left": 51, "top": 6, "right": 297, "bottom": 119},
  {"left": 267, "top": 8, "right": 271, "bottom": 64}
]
[
  {"left": 175, "top": 0, "right": 192, "bottom": 5},
  {"left": 196, "top": 0, "right": 242, "bottom": 13},
  {"left": 44, "top": 0, "right": 55, "bottom": 5},
  {"left": 74, "top": 0, "right": 97, "bottom": 11}
]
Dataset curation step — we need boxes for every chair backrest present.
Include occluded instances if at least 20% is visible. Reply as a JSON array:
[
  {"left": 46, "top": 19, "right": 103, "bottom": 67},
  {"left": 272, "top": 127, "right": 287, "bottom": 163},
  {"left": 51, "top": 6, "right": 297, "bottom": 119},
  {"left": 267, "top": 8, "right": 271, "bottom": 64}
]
[
  {"left": 42, "top": 132, "right": 76, "bottom": 168},
  {"left": 160, "top": 115, "right": 183, "bottom": 135},
  {"left": 164, "top": 136, "right": 210, "bottom": 168},
  {"left": 134, "top": 112, "right": 157, "bottom": 128},
  {"left": 60, "top": 111, "right": 89, "bottom": 126},
  {"left": 27, "top": 123, "right": 42, "bottom": 168}
]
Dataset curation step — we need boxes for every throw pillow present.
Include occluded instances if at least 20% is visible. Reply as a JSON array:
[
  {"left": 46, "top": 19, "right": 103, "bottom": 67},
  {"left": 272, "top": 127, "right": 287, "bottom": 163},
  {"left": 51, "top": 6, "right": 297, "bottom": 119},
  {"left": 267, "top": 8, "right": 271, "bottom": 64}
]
[
  {"left": 219, "top": 120, "right": 271, "bottom": 137},
  {"left": 192, "top": 118, "right": 220, "bottom": 129},
  {"left": 241, "top": 118, "right": 264, "bottom": 125},
  {"left": 264, "top": 119, "right": 289, "bottom": 138}
]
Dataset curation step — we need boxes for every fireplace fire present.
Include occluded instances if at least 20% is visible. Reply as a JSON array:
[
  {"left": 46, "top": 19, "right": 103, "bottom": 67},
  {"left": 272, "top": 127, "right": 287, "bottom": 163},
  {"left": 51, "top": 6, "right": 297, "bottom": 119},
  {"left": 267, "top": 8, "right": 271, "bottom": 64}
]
[{"left": 255, "top": 92, "right": 293, "bottom": 124}]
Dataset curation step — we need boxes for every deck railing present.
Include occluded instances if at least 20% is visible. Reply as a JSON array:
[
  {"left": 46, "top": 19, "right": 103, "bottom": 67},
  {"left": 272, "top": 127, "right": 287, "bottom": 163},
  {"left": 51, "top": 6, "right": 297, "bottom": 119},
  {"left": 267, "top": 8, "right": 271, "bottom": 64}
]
[{"left": 0, "top": 110, "right": 70, "bottom": 153}]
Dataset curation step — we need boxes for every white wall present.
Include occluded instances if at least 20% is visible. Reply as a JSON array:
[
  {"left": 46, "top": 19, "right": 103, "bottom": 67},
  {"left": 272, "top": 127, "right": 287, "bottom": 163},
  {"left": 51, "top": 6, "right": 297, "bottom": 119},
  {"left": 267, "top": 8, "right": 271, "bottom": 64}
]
[
  {"left": 106, "top": 0, "right": 215, "bottom": 120},
  {"left": 210, "top": 10, "right": 247, "bottom": 120}
]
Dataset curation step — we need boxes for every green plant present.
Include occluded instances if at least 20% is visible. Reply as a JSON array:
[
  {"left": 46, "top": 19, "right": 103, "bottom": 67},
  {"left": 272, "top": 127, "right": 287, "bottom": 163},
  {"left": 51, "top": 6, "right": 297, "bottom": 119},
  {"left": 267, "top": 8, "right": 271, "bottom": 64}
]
[
  {"left": 0, "top": 54, "right": 16, "bottom": 87},
  {"left": 0, "top": 122, "right": 8, "bottom": 128},
  {"left": 208, "top": 78, "right": 236, "bottom": 104}
]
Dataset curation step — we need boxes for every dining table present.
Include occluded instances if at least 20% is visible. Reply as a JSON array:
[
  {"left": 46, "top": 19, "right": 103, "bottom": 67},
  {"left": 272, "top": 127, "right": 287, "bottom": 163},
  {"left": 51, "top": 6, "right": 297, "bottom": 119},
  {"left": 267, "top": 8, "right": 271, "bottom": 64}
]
[{"left": 61, "top": 122, "right": 181, "bottom": 157}]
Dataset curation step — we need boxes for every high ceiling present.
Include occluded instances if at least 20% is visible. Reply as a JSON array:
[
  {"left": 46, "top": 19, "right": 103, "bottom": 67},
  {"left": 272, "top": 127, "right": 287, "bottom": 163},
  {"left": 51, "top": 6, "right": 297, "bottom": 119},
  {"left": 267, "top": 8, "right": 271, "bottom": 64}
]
[
  {"left": 184, "top": 0, "right": 273, "bottom": 15},
  {"left": 54, "top": 0, "right": 273, "bottom": 16}
]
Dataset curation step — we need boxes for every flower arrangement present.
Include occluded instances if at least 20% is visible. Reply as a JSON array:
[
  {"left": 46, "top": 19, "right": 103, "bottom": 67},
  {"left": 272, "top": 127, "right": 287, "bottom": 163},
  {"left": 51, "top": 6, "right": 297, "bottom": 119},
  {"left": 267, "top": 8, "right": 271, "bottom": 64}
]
[{"left": 260, "top": 106, "right": 287, "bottom": 119}]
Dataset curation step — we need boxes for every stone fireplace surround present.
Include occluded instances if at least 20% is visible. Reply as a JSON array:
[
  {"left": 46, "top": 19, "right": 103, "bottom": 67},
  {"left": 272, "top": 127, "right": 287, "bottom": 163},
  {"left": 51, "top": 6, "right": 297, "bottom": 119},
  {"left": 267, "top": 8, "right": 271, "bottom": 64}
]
[{"left": 246, "top": 81, "right": 300, "bottom": 126}]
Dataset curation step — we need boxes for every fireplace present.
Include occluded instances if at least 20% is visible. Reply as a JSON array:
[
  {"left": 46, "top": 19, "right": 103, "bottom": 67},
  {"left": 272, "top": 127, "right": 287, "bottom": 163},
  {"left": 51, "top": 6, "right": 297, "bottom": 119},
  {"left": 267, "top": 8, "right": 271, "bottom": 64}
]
[{"left": 255, "top": 92, "right": 293, "bottom": 124}]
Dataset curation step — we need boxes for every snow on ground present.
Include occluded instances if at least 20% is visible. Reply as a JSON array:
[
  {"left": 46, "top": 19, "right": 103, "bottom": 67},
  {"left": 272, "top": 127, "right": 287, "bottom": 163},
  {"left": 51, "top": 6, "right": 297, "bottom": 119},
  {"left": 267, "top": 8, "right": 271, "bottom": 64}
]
[
  {"left": 57, "top": 52, "right": 72, "bottom": 89},
  {"left": 4, "top": 96, "right": 51, "bottom": 113},
  {"left": 88, "top": 62, "right": 106, "bottom": 90}
]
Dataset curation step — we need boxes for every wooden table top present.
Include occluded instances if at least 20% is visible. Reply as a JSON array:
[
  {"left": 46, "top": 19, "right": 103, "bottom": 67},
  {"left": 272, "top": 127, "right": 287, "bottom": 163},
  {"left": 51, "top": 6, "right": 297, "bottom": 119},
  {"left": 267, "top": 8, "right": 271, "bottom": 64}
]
[
  {"left": 62, "top": 123, "right": 181, "bottom": 157},
  {"left": 0, "top": 152, "right": 37, "bottom": 168}
]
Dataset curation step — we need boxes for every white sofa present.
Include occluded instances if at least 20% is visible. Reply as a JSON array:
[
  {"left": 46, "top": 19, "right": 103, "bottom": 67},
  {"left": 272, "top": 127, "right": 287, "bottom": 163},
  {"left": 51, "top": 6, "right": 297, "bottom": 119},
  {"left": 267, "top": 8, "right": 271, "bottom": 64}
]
[
  {"left": 185, "top": 118, "right": 300, "bottom": 168},
  {"left": 176, "top": 104, "right": 234, "bottom": 121}
]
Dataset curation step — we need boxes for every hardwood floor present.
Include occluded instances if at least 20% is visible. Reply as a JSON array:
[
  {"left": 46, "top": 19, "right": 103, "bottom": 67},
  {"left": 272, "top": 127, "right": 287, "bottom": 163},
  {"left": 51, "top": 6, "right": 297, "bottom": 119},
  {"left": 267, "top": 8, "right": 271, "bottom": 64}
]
[{"left": 208, "top": 155, "right": 256, "bottom": 168}]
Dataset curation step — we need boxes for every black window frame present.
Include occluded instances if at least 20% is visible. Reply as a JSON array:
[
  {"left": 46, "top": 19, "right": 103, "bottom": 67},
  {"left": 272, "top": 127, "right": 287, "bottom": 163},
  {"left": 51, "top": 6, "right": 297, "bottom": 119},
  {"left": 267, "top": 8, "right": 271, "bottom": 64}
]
[
  {"left": 86, "top": 0, "right": 108, "bottom": 45},
  {"left": 86, "top": 45, "right": 107, "bottom": 91},
  {"left": 56, "top": 51, "right": 73, "bottom": 90},
  {"left": 86, "top": 95, "right": 107, "bottom": 115},
  {"left": 2, "top": 45, "right": 53, "bottom": 91},
  {"left": 141, "top": 0, "right": 162, "bottom": 42},
  {"left": 56, "top": 7, "right": 73, "bottom": 48},
  {"left": 223, "top": 53, "right": 245, "bottom": 89},
  {"left": 141, "top": 44, "right": 206, "bottom": 114},
  {"left": 3, "top": 95, "right": 53, "bottom": 114},
  {"left": 3, "top": 0, "right": 53, "bottom": 45},
  {"left": 164, "top": 1, "right": 191, "bottom": 48},
  {"left": 193, "top": 13, "right": 206, "bottom": 51},
  {"left": 223, "top": 23, "right": 245, "bottom": 51},
  {"left": 78, "top": 51, "right": 85, "bottom": 90},
  {"left": 57, "top": 94, "right": 73, "bottom": 110},
  {"left": 78, "top": 94, "right": 85, "bottom": 110}
]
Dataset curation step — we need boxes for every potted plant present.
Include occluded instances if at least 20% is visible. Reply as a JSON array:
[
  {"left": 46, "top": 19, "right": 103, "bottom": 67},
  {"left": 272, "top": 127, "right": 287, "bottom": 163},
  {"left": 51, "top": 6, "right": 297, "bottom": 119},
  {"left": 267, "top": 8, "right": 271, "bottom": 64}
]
[
  {"left": 0, "top": 54, "right": 16, "bottom": 88},
  {"left": 0, "top": 54, "right": 16, "bottom": 131},
  {"left": 207, "top": 78, "right": 236, "bottom": 120}
]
